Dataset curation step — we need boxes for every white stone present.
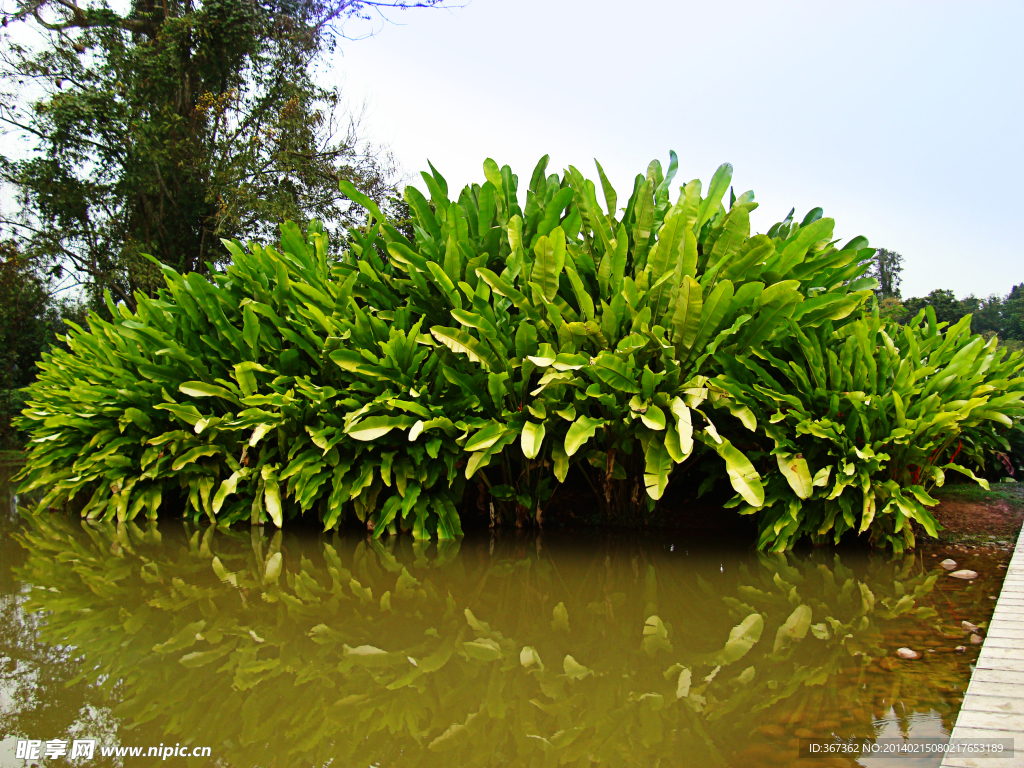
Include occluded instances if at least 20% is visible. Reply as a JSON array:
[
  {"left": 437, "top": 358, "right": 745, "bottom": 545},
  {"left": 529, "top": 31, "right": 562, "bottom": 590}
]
[{"left": 950, "top": 569, "right": 979, "bottom": 580}]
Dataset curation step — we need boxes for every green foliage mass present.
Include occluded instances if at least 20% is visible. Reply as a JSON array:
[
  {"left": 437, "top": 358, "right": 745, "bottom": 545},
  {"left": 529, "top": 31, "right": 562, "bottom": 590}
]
[
  {"left": 719, "top": 310, "right": 1024, "bottom": 552},
  {"left": 883, "top": 285, "right": 1024, "bottom": 348},
  {"left": 15, "top": 155, "right": 1024, "bottom": 549}
]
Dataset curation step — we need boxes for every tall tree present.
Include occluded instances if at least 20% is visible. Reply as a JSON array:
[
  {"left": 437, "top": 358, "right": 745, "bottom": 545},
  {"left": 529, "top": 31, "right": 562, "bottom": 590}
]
[
  {"left": 0, "top": 0, "right": 440, "bottom": 308},
  {"left": 867, "top": 247, "right": 904, "bottom": 298}
]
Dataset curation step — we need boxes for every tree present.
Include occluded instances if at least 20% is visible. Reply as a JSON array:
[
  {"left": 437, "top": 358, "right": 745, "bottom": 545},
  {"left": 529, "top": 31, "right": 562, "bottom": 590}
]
[
  {"left": 0, "top": 0, "right": 442, "bottom": 309},
  {"left": 902, "top": 289, "right": 965, "bottom": 325},
  {"left": 866, "top": 247, "right": 903, "bottom": 298},
  {"left": 0, "top": 241, "right": 83, "bottom": 447},
  {"left": 960, "top": 293, "right": 1005, "bottom": 337},
  {"left": 1004, "top": 283, "right": 1024, "bottom": 342},
  {"left": 895, "top": 285, "right": 1023, "bottom": 343}
]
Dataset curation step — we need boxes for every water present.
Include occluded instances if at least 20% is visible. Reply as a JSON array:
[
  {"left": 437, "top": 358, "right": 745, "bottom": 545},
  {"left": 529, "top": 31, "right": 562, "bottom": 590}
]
[{"left": 0, "top": 465, "right": 1014, "bottom": 767}]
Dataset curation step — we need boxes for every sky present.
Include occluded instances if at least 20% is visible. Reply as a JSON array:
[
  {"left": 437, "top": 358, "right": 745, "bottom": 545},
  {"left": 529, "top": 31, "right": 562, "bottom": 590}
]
[{"left": 328, "top": 0, "right": 1023, "bottom": 299}]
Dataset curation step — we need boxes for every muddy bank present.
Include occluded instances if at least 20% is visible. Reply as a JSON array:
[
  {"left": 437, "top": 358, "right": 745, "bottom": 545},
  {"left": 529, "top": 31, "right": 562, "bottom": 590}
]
[{"left": 932, "top": 483, "right": 1024, "bottom": 544}]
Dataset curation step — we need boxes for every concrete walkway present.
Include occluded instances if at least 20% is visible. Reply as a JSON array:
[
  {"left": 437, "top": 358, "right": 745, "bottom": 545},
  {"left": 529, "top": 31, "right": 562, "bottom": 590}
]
[{"left": 942, "top": 524, "right": 1024, "bottom": 768}]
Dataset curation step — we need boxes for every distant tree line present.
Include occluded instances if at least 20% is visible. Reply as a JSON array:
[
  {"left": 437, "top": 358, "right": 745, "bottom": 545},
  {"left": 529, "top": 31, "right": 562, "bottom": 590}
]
[{"left": 866, "top": 248, "right": 1023, "bottom": 350}]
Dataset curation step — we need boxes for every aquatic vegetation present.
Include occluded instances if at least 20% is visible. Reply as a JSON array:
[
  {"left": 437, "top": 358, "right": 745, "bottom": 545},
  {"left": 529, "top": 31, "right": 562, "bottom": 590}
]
[{"left": 15, "top": 155, "right": 1023, "bottom": 547}]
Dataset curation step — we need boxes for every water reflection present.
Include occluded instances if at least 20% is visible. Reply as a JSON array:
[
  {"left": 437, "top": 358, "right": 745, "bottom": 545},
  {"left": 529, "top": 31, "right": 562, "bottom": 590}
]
[{"left": 1, "top": 506, "right": 1009, "bottom": 767}]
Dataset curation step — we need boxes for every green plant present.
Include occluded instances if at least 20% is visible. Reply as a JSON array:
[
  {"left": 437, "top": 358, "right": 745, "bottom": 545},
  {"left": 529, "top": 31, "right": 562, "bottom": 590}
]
[{"left": 717, "top": 307, "right": 1024, "bottom": 551}]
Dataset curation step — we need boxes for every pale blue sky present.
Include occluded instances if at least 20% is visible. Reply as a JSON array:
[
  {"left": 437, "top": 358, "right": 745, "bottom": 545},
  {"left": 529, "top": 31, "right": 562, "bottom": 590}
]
[{"left": 330, "top": 0, "right": 1023, "bottom": 299}]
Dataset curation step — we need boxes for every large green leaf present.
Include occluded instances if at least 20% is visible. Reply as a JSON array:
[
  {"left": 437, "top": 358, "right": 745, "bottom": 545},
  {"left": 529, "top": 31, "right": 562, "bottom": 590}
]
[
  {"left": 565, "top": 266, "right": 595, "bottom": 321},
  {"left": 594, "top": 158, "right": 617, "bottom": 216},
  {"left": 590, "top": 353, "right": 640, "bottom": 394},
  {"left": 531, "top": 227, "right": 566, "bottom": 301},
  {"left": 551, "top": 441, "right": 569, "bottom": 482},
  {"left": 670, "top": 398, "right": 694, "bottom": 457},
  {"left": 697, "top": 163, "right": 733, "bottom": 229},
  {"left": 776, "top": 452, "right": 813, "bottom": 499},
  {"left": 430, "top": 327, "right": 502, "bottom": 372},
  {"left": 339, "top": 179, "right": 385, "bottom": 223},
  {"left": 670, "top": 275, "right": 702, "bottom": 351},
  {"left": 171, "top": 445, "right": 222, "bottom": 471},
  {"left": 643, "top": 439, "right": 673, "bottom": 500},
  {"left": 465, "top": 422, "right": 508, "bottom": 452},
  {"left": 262, "top": 468, "right": 283, "bottom": 528},
  {"left": 738, "top": 295, "right": 798, "bottom": 350},
  {"left": 564, "top": 416, "right": 607, "bottom": 457},
  {"left": 347, "top": 415, "right": 417, "bottom": 442},
  {"left": 212, "top": 470, "right": 246, "bottom": 514},
  {"left": 711, "top": 437, "right": 764, "bottom": 507},
  {"left": 686, "top": 279, "right": 734, "bottom": 360},
  {"left": 179, "top": 381, "right": 237, "bottom": 401},
  {"left": 521, "top": 421, "right": 546, "bottom": 460}
]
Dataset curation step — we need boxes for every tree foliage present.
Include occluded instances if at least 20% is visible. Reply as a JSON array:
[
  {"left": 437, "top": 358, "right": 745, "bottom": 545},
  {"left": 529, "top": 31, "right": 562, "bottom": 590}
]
[
  {"left": 0, "top": 0, "right": 438, "bottom": 308},
  {"left": 884, "top": 285, "right": 1024, "bottom": 349},
  {"left": 0, "top": 241, "right": 83, "bottom": 447},
  {"left": 865, "top": 248, "right": 903, "bottom": 299}
]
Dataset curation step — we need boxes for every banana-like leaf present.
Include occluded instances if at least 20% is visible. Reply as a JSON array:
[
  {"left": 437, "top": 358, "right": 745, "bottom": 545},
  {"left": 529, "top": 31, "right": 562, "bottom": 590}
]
[
  {"left": 430, "top": 327, "right": 502, "bottom": 372},
  {"left": 776, "top": 452, "right": 813, "bottom": 500},
  {"left": 697, "top": 163, "right": 733, "bottom": 230},
  {"left": 521, "top": 421, "right": 545, "bottom": 460},
  {"left": 465, "top": 422, "right": 508, "bottom": 453},
  {"left": 179, "top": 381, "right": 237, "bottom": 401},
  {"left": 710, "top": 436, "right": 764, "bottom": 507},
  {"left": 590, "top": 354, "right": 640, "bottom": 394},
  {"left": 531, "top": 227, "right": 566, "bottom": 302},
  {"left": 670, "top": 276, "right": 702, "bottom": 352},
  {"left": 347, "top": 416, "right": 417, "bottom": 442},
  {"left": 644, "top": 439, "right": 673, "bottom": 500},
  {"left": 565, "top": 416, "right": 608, "bottom": 457}
]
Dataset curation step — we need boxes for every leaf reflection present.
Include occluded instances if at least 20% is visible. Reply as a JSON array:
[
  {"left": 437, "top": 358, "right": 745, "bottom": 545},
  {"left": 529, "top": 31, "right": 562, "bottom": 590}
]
[{"left": 13, "top": 516, "right": 970, "bottom": 767}]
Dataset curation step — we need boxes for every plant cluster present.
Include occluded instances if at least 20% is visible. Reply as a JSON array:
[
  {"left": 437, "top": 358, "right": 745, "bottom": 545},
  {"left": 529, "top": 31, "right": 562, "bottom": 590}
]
[
  {"left": 15, "top": 155, "right": 1024, "bottom": 548},
  {"left": 719, "top": 310, "right": 1024, "bottom": 551}
]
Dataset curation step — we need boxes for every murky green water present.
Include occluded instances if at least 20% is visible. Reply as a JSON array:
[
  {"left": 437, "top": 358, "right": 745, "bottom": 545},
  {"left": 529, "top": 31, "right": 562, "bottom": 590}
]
[{"left": 0, "top": 466, "right": 1014, "bottom": 767}]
